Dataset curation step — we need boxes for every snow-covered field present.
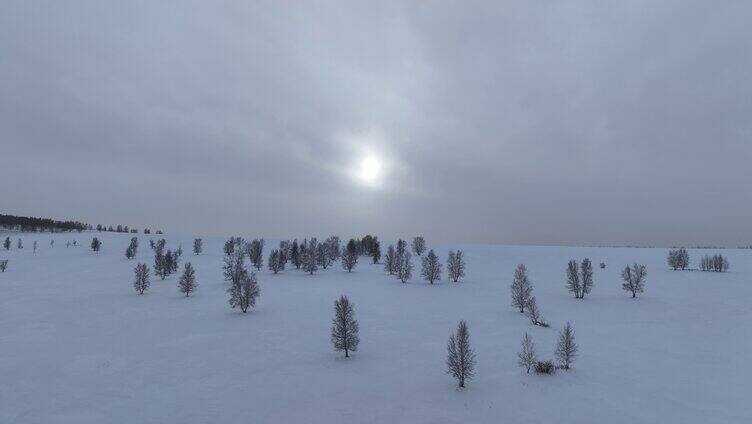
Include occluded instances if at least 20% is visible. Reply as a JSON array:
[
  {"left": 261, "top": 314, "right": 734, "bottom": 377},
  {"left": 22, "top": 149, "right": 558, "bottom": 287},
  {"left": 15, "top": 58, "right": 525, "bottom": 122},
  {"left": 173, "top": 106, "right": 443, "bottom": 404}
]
[{"left": 1, "top": 232, "right": 750, "bottom": 424}]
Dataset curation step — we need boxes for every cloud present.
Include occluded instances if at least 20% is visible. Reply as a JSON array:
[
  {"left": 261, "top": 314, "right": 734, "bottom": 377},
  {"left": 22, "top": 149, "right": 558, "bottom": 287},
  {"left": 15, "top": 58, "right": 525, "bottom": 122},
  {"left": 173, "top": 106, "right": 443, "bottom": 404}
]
[{"left": 1, "top": 0, "right": 750, "bottom": 245}]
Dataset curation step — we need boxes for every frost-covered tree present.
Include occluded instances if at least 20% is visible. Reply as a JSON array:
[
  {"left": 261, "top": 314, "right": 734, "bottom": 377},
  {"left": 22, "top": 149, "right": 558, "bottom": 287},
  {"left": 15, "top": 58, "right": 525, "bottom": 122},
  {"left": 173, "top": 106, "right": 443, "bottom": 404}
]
[
  {"left": 0, "top": 260, "right": 8, "bottom": 272},
  {"left": 446, "top": 320, "right": 476, "bottom": 388},
  {"left": 341, "top": 239, "right": 358, "bottom": 272},
  {"left": 517, "top": 332, "right": 537, "bottom": 374},
  {"left": 555, "top": 322, "right": 578, "bottom": 370},
  {"left": 511, "top": 264, "right": 533, "bottom": 313},
  {"left": 133, "top": 262, "right": 150, "bottom": 295},
  {"left": 396, "top": 239, "right": 407, "bottom": 259},
  {"left": 331, "top": 295, "right": 359, "bottom": 357},
  {"left": 223, "top": 238, "right": 236, "bottom": 256},
  {"left": 90, "top": 237, "right": 101, "bottom": 253},
  {"left": 421, "top": 249, "right": 442, "bottom": 284},
  {"left": 446, "top": 250, "right": 466, "bottom": 283},
  {"left": 125, "top": 237, "right": 138, "bottom": 260},
  {"left": 290, "top": 240, "right": 302, "bottom": 269},
  {"left": 178, "top": 262, "right": 197, "bottom": 297},
  {"left": 397, "top": 250, "right": 413, "bottom": 283},
  {"left": 223, "top": 248, "right": 248, "bottom": 286},
  {"left": 33, "top": 240, "right": 37, "bottom": 254},
  {"left": 580, "top": 258, "right": 594, "bottom": 298},
  {"left": 227, "top": 272, "right": 260, "bottom": 313},
  {"left": 566, "top": 260, "right": 580, "bottom": 298},
  {"left": 384, "top": 244, "right": 397, "bottom": 275},
  {"left": 154, "top": 241, "right": 167, "bottom": 280},
  {"left": 50, "top": 239, "right": 54, "bottom": 248},
  {"left": 278, "top": 240, "right": 291, "bottom": 264},
  {"left": 247, "top": 239, "right": 265, "bottom": 271},
  {"left": 412, "top": 236, "right": 426, "bottom": 256},
  {"left": 3, "top": 237, "right": 10, "bottom": 250},
  {"left": 193, "top": 238, "right": 202, "bottom": 255},
  {"left": 17, "top": 238, "right": 23, "bottom": 249},
  {"left": 525, "top": 296, "right": 546, "bottom": 326},
  {"left": 668, "top": 248, "right": 690, "bottom": 270},
  {"left": 303, "top": 237, "right": 319, "bottom": 275},
  {"left": 325, "top": 236, "right": 341, "bottom": 263},
  {"left": 316, "top": 242, "right": 332, "bottom": 269},
  {"left": 621, "top": 263, "right": 647, "bottom": 298},
  {"left": 268, "top": 249, "right": 285, "bottom": 274},
  {"left": 708, "top": 254, "right": 729, "bottom": 272},
  {"left": 371, "top": 238, "right": 381, "bottom": 264}
]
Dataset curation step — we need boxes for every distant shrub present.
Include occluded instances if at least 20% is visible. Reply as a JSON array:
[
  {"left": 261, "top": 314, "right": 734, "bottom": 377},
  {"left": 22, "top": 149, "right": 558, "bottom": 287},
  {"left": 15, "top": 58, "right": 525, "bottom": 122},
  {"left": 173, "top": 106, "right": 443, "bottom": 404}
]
[
  {"left": 700, "top": 254, "right": 729, "bottom": 272},
  {"left": 667, "top": 248, "right": 690, "bottom": 270},
  {"left": 599, "top": 262, "right": 606, "bottom": 269},
  {"left": 0, "top": 260, "right": 7, "bottom": 272},
  {"left": 534, "top": 361, "right": 556, "bottom": 375}
]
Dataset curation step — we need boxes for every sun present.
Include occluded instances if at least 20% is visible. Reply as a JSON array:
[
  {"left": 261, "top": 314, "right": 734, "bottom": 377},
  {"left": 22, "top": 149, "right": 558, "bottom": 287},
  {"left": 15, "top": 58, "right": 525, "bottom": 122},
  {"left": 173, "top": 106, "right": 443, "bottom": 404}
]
[{"left": 358, "top": 155, "right": 381, "bottom": 185}]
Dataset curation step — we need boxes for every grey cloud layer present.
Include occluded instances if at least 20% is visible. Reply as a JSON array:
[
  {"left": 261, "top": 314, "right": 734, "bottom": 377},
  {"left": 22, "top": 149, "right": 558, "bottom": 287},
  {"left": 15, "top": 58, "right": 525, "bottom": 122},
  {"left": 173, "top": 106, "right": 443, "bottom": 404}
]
[{"left": 1, "top": 0, "right": 750, "bottom": 245}]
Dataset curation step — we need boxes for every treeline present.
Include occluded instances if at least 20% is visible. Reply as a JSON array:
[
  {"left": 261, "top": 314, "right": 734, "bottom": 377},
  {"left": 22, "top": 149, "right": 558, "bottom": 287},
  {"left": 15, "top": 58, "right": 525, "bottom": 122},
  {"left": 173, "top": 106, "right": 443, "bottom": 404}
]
[
  {"left": 95, "top": 224, "right": 162, "bottom": 234},
  {"left": 0, "top": 214, "right": 90, "bottom": 232}
]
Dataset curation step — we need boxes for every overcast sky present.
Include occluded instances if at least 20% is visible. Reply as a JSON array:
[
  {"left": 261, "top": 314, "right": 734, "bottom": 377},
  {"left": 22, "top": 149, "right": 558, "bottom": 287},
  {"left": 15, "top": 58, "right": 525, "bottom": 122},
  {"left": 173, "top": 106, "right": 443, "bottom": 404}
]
[{"left": 2, "top": 1, "right": 751, "bottom": 246}]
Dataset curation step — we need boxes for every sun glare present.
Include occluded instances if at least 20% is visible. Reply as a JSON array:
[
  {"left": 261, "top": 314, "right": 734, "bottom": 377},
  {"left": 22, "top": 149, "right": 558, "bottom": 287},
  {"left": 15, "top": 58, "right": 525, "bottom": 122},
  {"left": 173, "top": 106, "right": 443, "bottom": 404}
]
[{"left": 358, "top": 155, "right": 381, "bottom": 186}]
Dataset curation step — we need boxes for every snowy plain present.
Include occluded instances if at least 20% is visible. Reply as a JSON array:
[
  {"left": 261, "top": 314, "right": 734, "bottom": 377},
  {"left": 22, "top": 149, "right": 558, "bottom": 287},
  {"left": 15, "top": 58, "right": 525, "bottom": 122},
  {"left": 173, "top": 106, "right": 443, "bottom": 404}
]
[{"left": 0, "top": 232, "right": 750, "bottom": 424}]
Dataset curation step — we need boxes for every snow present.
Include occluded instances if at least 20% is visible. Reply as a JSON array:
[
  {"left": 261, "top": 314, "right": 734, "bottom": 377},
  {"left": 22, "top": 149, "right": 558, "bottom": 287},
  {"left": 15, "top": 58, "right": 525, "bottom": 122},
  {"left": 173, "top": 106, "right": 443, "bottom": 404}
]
[{"left": 1, "top": 232, "right": 750, "bottom": 423}]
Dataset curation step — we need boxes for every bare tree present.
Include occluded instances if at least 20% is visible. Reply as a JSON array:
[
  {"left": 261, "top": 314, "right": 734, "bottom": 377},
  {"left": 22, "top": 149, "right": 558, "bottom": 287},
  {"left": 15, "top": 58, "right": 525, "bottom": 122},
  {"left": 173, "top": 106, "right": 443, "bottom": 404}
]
[
  {"left": 446, "top": 320, "right": 476, "bottom": 388},
  {"left": 397, "top": 250, "right": 413, "bottom": 283},
  {"left": 0, "top": 260, "right": 8, "bottom": 272},
  {"left": 268, "top": 249, "right": 284, "bottom": 274},
  {"left": 133, "top": 263, "right": 150, "bottom": 295},
  {"left": 421, "top": 249, "right": 442, "bottom": 284},
  {"left": 565, "top": 260, "right": 580, "bottom": 298},
  {"left": 412, "top": 236, "right": 426, "bottom": 256},
  {"left": 517, "top": 332, "right": 537, "bottom": 373},
  {"left": 178, "top": 262, "right": 197, "bottom": 297},
  {"left": 341, "top": 239, "right": 358, "bottom": 272},
  {"left": 331, "top": 295, "right": 359, "bottom": 357},
  {"left": 525, "top": 296, "right": 546, "bottom": 326},
  {"left": 227, "top": 272, "right": 260, "bottom": 313},
  {"left": 708, "top": 254, "right": 729, "bottom": 272},
  {"left": 384, "top": 244, "right": 397, "bottom": 275},
  {"left": 446, "top": 250, "right": 466, "bottom": 283},
  {"left": 290, "top": 240, "right": 302, "bottom": 269},
  {"left": 580, "top": 258, "right": 594, "bottom": 298},
  {"left": 247, "top": 239, "right": 265, "bottom": 271},
  {"left": 371, "top": 238, "right": 381, "bottom": 264},
  {"left": 316, "top": 242, "right": 332, "bottom": 269},
  {"left": 193, "top": 238, "right": 203, "bottom": 255},
  {"left": 3, "top": 237, "right": 10, "bottom": 250},
  {"left": 621, "top": 263, "right": 647, "bottom": 298},
  {"left": 555, "top": 322, "right": 578, "bottom": 370},
  {"left": 303, "top": 237, "right": 319, "bottom": 275},
  {"left": 511, "top": 264, "right": 533, "bottom": 313},
  {"left": 325, "top": 236, "right": 341, "bottom": 263},
  {"left": 223, "top": 247, "right": 247, "bottom": 286}
]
